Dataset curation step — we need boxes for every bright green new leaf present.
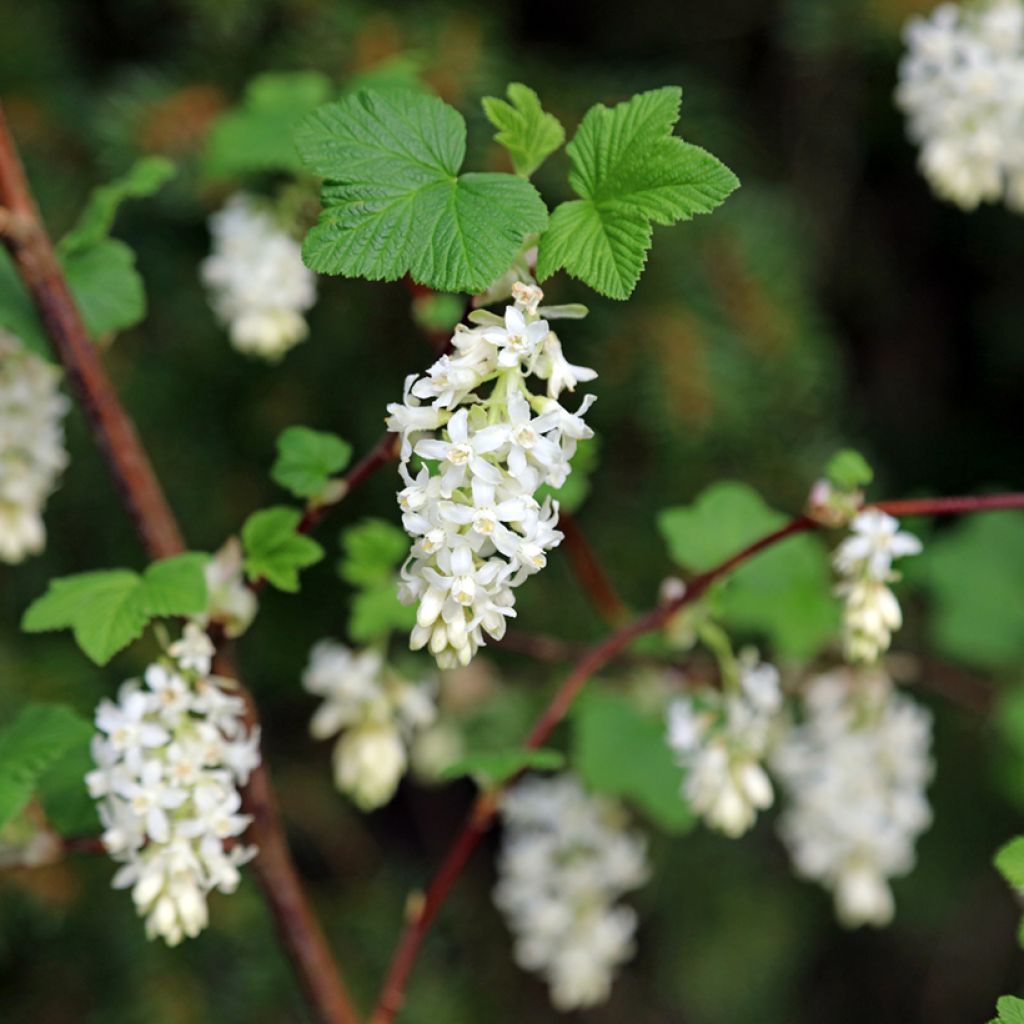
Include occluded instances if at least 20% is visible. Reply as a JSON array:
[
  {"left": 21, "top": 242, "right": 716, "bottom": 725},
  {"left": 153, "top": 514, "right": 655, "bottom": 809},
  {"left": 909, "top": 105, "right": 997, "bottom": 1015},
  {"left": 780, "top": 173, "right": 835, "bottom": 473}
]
[
  {"left": 348, "top": 585, "right": 417, "bottom": 644},
  {"left": 572, "top": 688, "right": 694, "bottom": 833},
  {"left": 271, "top": 426, "right": 352, "bottom": 499},
  {"left": 60, "top": 156, "right": 176, "bottom": 253},
  {"left": 440, "top": 747, "right": 565, "bottom": 788},
  {"left": 995, "top": 836, "right": 1024, "bottom": 890},
  {"left": 21, "top": 554, "right": 209, "bottom": 665},
  {"left": 63, "top": 239, "right": 146, "bottom": 339},
  {"left": 0, "top": 704, "right": 94, "bottom": 828},
  {"left": 205, "top": 71, "right": 333, "bottom": 178},
  {"left": 825, "top": 448, "right": 873, "bottom": 490},
  {"left": 482, "top": 82, "right": 565, "bottom": 178},
  {"left": 294, "top": 89, "right": 549, "bottom": 293},
  {"left": 991, "top": 996, "right": 1024, "bottom": 1024},
  {"left": 242, "top": 506, "right": 324, "bottom": 592},
  {"left": 338, "top": 518, "right": 409, "bottom": 588},
  {"left": 915, "top": 512, "right": 1024, "bottom": 670},
  {"left": 537, "top": 86, "right": 739, "bottom": 299},
  {"left": 658, "top": 481, "right": 837, "bottom": 658}
]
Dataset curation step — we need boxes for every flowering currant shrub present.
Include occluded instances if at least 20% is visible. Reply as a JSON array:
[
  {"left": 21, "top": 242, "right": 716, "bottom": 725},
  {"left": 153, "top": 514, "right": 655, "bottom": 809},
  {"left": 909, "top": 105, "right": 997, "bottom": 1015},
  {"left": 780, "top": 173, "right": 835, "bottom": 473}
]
[{"left": 2, "top": 28, "right": 1024, "bottom": 1024}]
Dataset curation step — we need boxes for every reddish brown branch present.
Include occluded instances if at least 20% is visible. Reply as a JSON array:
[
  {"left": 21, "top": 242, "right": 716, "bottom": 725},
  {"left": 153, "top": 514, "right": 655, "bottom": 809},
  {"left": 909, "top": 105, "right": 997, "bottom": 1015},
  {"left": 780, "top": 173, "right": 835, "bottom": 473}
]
[
  {"left": 557, "top": 511, "right": 630, "bottom": 627},
  {"left": 875, "top": 493, "right": 1024, "bottom": 518},
  {"left": 0, "top": 105, "right": 361, "bottom": 1024}
]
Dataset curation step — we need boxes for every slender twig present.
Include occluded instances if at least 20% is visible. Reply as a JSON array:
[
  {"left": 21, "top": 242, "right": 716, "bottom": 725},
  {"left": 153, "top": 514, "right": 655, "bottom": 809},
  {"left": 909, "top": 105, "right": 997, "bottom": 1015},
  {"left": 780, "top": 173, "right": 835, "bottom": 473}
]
[
  {"left": 557, "top": 511, "right": 630, "bottom": 627},
  {"left": 0, "top": 105, "right": 361, "bottom": 1024},
  {"left": 370, "top": 494, "right": 1024, "bottom": 1022}
]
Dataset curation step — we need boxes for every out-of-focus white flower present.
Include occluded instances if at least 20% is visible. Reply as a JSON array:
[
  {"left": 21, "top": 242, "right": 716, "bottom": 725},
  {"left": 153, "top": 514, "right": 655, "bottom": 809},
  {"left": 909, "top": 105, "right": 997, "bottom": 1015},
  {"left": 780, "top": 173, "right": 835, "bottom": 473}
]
[
  {"left": 666, "top": 653, "right": 783, "bottom": 837},
  {"left": 834, "top": 509, "right": 922, "bottom": 663},
  {"left": 771, "top": 667, "right": 934, "bottom": 928},
  {"left": 494, "top": 774, "right": 648, "bottom": 1011},
  {"left": 200, "top": 538, "right": 258, "bottom": 639},
  {"left": 302, "top": 640, "right": 436, "bottom": 810},
  {"left": 0, "top": 331, "right": 69, "bottom": 564},
  {"left": 87, "top": 626, "right": 259, "bottom": 945},
  {"left": 386, "top": 284, "right": 597, "bottom": 668},
  {"left": 896, "top": 0, "right": 1024, "bottom": 211},
  {"left": 200, "top": 194, "right": 317, "bottom": 360}
]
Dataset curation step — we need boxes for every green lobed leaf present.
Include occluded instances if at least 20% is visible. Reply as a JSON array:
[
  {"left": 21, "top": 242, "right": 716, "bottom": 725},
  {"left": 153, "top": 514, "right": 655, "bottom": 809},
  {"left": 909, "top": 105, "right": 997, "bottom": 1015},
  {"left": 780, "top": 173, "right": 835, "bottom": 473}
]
[
  {"left": 995, "top": 836, "right": 1024, "bottom": 891},
  {"left": 242, "top": 506, "right": 324, "bottom": 592},
  {"left": 537, "top": 86, "right": 739, "bottom": 299},
  {"left": 21, "top": 554, "right": 209, "bottom": 666},
  {"left": 992, "top": 996, "right": 1024, "bottom": 1024},
  {"left": 62, "top": 239, "right": 146, "bottom": 339},
  {"left": 60, "top": 156, "right": 176, "bottom": 253},
  {"left": 915, "top": 512, "right": 1024, "bottom": 671},
  {"left": 271, "top": 426, "right": 353, "bottom": 499},
  {"left": 294, "top": 89, "right": 548, "bottom": 293},
  {"left": 204, "top": 71, "right": 333, "bottom": 178},
  {"left": 482, "top": 82, "right": 565, "bottom": 178},
  {"left": 36, "top": 739, "right": 100, "bottom": 836},
  {"left": 338, "top": 518, "right": 410, "bottom": 588},
  {"left": 572, "top": 687, "right": 694, "bottom": 833},
  {"left": 0, "top": 704, "right": 94, "bottom": 828},
  {"left": 348, "top": 584, "right": 417, "bottom": 644},
  {"left": 440, "top": 747, "right": 565, "bottom": 788},
  {"left": 658, "top": 481, "right": 837, "bottom": 658},
  {"left": 825, "top": 448, "right": 873, "bottom": 490}
]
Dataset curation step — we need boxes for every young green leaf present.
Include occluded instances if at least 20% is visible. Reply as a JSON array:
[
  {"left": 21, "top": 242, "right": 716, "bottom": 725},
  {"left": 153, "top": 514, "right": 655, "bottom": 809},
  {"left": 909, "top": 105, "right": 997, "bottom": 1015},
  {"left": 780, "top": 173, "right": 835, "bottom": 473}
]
[
  {"left": 537, "top": 87, "right": 739, "bottom": 299},
  {"left": 242, "top": 506, "right": 324, "bottom": 592},
  {"left": 914, "top": 511, "right": 1024, "bottom": 670},
  {"left": 572, "top": 688, "right": 694, "bottom": 833},
  {"left": 36, "top": 739, "right": 100, "bottom": 836},
  {"left": 338, "top": 518, "right": 409, "bottom": 587},
  {"left": 825, "top": 448, "right": 873, "bottom": 490},
  {"left": 482, "top": 82, "right": 565, "bottom": 178},
  {"left": 657, "top": 481, "right": 836, "bottom": 658},
  {"left": 62, "top": 239, "right": 146, "bottom": 339},
  {"left": 60, "top": 156, "right": 176, "bottom": 253},
  {"left": 21, "top": 554, "right": 209, "bottom": 666},
  {"left": 294, "top": 89, "right": 548, "bottom": 293},
  {"left": 991, "top": 996, "right": 1024, "bottom": 1024},
  {"left": 440, "top": 747, "right": 565, "bottom": 788},
  {"left": 995, "top": 836, "right": 1024, "bottom": 890},
  {"left": 348, "top": 585, "right": 417, "bottom": 644},
  {"left": 0, "top": 704, "right": 94, "bottom": 828},
  {"left": 271, "top": 426, "right": 352, "bottom": 499},
  {"left": 204, "top": 71, "right": 333, "bottom": 179}
]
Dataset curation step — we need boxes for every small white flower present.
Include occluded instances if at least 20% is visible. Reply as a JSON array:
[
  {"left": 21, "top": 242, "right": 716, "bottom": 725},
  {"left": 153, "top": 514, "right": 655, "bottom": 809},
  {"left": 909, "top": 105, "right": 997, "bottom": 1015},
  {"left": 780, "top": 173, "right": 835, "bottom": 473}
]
[
  {"left": 302, "top": 640, "right": 436, "bottom": 810},
  {"left": 0, "top": 331, "right": 69, "bottom": 564},
  {"left": 200, "top": 194, "right": 317, "bottom": 360},
  {"left": 772, "top": 667, "right": 933, "bottom": 928},
  {"left": 89, "top": 625, "right": 259, "bottom": 945},
  {"left": 495, "top": 775, "right": 648, "bottom": 1011}
]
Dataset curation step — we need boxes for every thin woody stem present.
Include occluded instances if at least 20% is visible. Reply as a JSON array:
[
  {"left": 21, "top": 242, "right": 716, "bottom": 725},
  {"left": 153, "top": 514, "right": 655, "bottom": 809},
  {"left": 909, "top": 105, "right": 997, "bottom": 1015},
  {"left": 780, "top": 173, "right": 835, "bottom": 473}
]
[
  {"left": 370, "top": 495, "right": 1024, "bottom": 1022},
  {"left": 0, "top": 105, "right": 361, "bottom": 1024}
]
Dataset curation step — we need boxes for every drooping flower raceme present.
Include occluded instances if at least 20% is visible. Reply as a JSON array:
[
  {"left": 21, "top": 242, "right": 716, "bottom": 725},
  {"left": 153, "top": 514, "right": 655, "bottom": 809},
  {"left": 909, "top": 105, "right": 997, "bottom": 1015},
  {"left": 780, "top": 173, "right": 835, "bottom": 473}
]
[
  {"left": 896, "top": 0, "right": 1024, "bottom": 211},
  {"left": 833, "top": 508, "right": 922, "bottom": 663},
  {"left": 200, "top": 193, "right": 317, "bottom": 360},
  {"left": 387, "top": 283, "right": 597, "bottom": 669},
  {"left": 0, "top": 330, "right": 69, "bottom": 564},
  {"left": 302, "top": 640, "right": 436, "bottom": 810},
  {"left": 666, "top": 653, "right": 783, "bottom": 838},
  {"left": 86, "top": 624, "right": 260, "bottom": 946},
  {"left": 494, "top": 774, "right": 648, "bottom": 1012},
  {"left": 771, "top": 668, "right": 934, "bottom": 928}
]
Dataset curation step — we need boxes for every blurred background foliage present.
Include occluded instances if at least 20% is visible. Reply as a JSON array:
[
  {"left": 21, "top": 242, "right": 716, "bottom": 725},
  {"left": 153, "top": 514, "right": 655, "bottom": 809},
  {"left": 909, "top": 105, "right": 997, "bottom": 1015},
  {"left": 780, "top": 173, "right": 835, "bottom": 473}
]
[{"left": 1, "top": 0, "right": 1024, "bottom": 1021}]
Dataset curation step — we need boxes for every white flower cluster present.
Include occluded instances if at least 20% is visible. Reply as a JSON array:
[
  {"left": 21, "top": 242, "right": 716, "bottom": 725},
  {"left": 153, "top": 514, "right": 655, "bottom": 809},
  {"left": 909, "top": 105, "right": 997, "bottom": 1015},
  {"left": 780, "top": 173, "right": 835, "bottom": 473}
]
[
  {"left": 200, "top": 193, "right": 317, "bottom": 360},
  {"left": 666, "top": 654, "right": 782, "bottom": 838},
  {"left": 200, "top": 537, "right": 258, "bottom": 639},
  {"left": 387, "top": 283, "right": 597, "bottom": 669},
  {"left": 834, "top": 508, "right": 922, "bottom": 663},
  {"left": 87, "top": 624, "right": 261, "bottom": 946},
  {"left": 896, "top": 0, "right": 1024, "bottom": 210},
  {"left": 494, "top": 774, "right": 648, "bottom": 1011},
  {"left": 0, "top": 331, "right": 69, "bottom": 564},
  {"left": 772, "top": 668, "right": 934, "bottom": 928},
  {"left": 302, "top": 640, "right": 436, "bottom": 810}
]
